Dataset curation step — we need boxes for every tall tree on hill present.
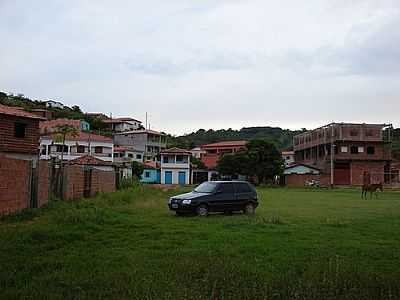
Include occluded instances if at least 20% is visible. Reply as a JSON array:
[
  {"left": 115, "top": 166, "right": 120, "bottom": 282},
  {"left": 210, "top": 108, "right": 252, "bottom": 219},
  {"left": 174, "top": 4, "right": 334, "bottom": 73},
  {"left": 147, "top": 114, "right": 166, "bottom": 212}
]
[
  {"left": 216, "top": 139, "right": 283, "bottom": 183},
  {"left": 246, "top": 139, "right": 284, "bottom": 183}
]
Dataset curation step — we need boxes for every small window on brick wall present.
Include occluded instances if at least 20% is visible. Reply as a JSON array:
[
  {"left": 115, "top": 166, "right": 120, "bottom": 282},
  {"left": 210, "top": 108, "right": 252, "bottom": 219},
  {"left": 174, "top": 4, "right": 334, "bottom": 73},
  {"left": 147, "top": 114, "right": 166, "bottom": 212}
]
[
  {"left": 14, "top": 123, "right": 26, "bottom": 138},
  {"left": 350, "top": 146, "right": 359, "bottom": 154}
]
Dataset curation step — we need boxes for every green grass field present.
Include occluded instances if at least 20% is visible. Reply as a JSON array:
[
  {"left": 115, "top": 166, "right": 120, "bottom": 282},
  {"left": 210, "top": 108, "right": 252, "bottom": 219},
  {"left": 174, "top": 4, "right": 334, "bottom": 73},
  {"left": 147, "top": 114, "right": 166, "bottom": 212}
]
[{"left": 1, "top": 186, "right": 400, "bottom": 299}]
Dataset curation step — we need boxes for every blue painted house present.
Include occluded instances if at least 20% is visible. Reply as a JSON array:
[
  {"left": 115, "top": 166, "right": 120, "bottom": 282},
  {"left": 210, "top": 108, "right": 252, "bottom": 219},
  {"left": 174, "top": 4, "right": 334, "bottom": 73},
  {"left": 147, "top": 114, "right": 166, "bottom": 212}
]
[
  {"left": 140, "top": 161, "right": 161, "bottom": 184},
  {"left": 160, "top": 148, "right": 191, "bottom": 185}
]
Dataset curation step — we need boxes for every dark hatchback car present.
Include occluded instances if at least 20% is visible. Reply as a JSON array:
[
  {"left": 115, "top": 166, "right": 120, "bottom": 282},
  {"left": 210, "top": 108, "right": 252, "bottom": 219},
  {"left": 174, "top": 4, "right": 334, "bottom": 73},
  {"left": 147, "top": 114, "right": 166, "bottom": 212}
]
[{"left": 168, "top": 181, "right": 258, "bottom": 216}]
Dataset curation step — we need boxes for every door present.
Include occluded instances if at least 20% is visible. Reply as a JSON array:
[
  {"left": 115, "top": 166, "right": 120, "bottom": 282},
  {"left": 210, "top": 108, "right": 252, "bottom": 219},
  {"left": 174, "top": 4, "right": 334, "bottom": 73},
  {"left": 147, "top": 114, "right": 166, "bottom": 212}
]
[
  {"left": 165, "top": 171, "right": 172, "bottom": 184},
  {"left": 178, "top": 171, "right": 186, "bottom": 185},
  {"left": 209, "top": 182, "right": 235, "bottom": 212},
  {"left": 334, "top": 163, "right": 351, "bottom": 185},
  {"left": 234, "top": 182, "right": 253, "bottom": 209}
]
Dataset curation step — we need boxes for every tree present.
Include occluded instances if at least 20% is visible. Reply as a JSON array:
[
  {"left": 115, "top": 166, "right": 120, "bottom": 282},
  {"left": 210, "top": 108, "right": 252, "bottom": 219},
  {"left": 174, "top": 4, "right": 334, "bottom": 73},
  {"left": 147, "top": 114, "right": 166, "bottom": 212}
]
[
  {"left": 131, "top": 161, "right": 144, "bottom": 179},
  {"left": 246, "top": 139, "right": 284, "bottom": 184},
  {"left": 191, "top": 156, "right": 206, "bottom": 169},
  {"left": 216, "top": 139, "right": 283, "bottom": 184},
  {"left": 217, "top": 151, "right": 249, "bottom": 177},
  {"left": 54, "top": 125, "right": 79, "bottom": 163}
]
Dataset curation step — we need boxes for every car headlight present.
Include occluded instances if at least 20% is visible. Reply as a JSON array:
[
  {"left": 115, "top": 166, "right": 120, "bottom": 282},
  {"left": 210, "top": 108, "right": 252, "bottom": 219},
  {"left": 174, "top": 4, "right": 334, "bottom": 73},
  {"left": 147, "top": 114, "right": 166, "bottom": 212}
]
[
  {"left": 182, "top": 199, "right": 191, "bottom": 205},
  {"left": 168, "top": 198, "right": 173, "bottom": 204}
]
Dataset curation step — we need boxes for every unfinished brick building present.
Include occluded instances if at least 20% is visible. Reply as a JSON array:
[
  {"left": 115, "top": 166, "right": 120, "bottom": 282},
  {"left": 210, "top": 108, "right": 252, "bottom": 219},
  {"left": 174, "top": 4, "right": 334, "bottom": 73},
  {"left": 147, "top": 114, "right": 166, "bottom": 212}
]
[
  {"left": 0, "top": 104, "right": 49, "bottom": 215},
  {"left": 293, "top": 123, "right": 392, "bottom": 186}
]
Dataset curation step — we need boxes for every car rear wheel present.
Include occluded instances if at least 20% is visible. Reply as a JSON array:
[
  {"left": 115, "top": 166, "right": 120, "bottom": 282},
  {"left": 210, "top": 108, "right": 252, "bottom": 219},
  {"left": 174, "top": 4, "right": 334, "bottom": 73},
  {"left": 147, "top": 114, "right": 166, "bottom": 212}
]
[
  {"left": 244, "top": 203, "right": 255, "bottom": 215},
  {"left": 197, "top": 205, "right": 209, "bottom": 217}
]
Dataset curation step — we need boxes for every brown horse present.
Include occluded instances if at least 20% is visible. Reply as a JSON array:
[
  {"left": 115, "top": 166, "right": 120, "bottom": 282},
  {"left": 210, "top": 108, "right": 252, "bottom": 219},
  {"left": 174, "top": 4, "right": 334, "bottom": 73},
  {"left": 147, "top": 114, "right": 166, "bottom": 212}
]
[{"left": 362, "top": 183, "right": 383, "bottom": 199}]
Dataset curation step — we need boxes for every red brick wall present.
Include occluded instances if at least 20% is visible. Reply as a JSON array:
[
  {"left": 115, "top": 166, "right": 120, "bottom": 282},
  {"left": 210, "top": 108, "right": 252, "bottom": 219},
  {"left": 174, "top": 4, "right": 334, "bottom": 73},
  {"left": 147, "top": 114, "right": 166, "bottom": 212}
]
[
  {"left": 285, "top": 174, "right": 331, "bottom": 188},
  {"left": 0, "top": 155, "right": 31, "bottom": 215},
  {"left": 38, "top": 160, "right": 50, "bottom": 207},
  {"left": 64, "top": 165, "right": 85, "bottom": 200},
  {"left": 285, "top": 174, "right": 319, "bottom": 187},
  {"left": 0, "top": 115, "right": 40, "bottom": 154},
  {"left": 63, "top": 165, "right": 116, "bottom": 200},
  {"left": 91, "top": 169, "right": 116, "bottom": 196},
  {"left": 351, "top": 161, "right": 385, "bottom": 186}
]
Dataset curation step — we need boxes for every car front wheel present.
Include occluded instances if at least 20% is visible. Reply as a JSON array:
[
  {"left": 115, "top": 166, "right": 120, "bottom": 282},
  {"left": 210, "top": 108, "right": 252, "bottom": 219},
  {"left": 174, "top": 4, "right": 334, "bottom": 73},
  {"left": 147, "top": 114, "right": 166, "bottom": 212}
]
[
  {"left": 244, "top": 203, "right": 256, "bottom": 215},
  {"left": 197, "top": 205, "right": 209, "bottom": 217}
]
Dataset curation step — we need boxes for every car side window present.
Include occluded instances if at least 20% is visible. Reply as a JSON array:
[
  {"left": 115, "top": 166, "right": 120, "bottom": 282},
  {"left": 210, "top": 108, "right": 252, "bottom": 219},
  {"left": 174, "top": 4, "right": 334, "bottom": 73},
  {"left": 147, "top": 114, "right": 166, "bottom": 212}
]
[
  {"left": 218, "top": 183, "right": 234, "bottom": 194},
  {"left": 235, "top": 183, "right": 251, "bottom": 193}
]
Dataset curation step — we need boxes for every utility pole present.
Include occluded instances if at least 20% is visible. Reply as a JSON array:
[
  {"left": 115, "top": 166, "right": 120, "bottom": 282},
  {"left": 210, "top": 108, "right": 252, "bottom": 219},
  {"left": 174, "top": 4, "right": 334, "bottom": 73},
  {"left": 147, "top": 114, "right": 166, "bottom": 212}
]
[
  {"left": 145, "top": 112, "right": 148, "bottom": 130},
  {"left": 330, "top": 124, "right": 335, "bottom": 188}
]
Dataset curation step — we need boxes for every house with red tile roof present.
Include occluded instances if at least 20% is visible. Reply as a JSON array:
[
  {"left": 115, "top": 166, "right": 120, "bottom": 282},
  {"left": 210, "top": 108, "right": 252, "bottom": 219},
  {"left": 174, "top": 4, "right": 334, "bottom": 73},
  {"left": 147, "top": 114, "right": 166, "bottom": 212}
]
[
  {"left": 0, "top": 104, "right": 45, "bottom": 160},
  {"left": 40, "top": 131, "right": 114, "bottom": 162},
  {"left": 200, "top": 140, "right": 248, "bottom": 169}
]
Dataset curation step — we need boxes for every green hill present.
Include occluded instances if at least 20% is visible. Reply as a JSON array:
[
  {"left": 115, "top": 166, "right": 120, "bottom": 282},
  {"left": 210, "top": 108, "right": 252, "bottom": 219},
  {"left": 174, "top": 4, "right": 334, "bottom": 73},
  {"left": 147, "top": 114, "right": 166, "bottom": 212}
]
[{"left": 167, "top": 127, "right": 306, "bottom": 150}]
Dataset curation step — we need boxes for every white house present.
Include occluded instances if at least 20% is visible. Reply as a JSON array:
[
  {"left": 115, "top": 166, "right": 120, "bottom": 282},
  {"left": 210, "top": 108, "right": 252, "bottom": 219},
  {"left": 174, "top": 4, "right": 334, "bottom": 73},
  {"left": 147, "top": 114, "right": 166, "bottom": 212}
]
[
  {"left": 45, "top": 100, "right": 64, "bottom": 109},
  {"left": 103, "top": 118, "right": 142, "bottom": 132},
  {"left": 40, "top": 131, "right": 114, "bottom": 162},
  {"left": 190, "top": 147, "right": 206, "bottom": 159},
  {"left": 282, "top": 151, "right": 295, "bottom": 166},
  {"left": 113, "top": 146, "right": 144, "bottom": 164},
  {"left": 160, "top": 148, "right": 191, "bottom": 185}
]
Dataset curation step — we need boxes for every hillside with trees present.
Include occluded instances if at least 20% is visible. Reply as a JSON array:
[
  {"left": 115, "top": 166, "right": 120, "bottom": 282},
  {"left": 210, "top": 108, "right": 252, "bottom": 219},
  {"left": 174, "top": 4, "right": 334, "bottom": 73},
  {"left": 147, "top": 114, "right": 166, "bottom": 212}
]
[{"left": 167, "top": 127, "right": 306, "bottom": 150}]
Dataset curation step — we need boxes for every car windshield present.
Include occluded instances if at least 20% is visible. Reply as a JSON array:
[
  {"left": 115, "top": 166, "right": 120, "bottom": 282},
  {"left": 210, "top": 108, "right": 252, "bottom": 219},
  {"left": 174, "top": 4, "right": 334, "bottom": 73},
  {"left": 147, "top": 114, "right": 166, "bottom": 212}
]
[{"left": 194, "top": 182, "right": 217, "bottom": 193}]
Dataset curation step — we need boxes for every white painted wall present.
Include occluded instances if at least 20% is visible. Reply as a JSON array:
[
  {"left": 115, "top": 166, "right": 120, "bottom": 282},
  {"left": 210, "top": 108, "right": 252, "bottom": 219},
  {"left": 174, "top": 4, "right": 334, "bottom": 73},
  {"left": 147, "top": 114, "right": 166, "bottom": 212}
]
[
  {"left": 161, "top": 169, "right": 190, "bottom": 185},
  {"left": 40, "top": 137, "right": 114, "bottom": 162}
]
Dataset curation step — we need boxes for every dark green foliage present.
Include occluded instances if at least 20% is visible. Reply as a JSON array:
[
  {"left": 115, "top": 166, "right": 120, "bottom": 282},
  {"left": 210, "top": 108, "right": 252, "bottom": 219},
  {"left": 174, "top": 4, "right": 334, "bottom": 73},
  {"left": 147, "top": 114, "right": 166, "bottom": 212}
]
[
  {"left": 217, "top": 150, "right": 250, "bottom": 177},
  {"left": 131, "top": 161, "right": 144, "bottom": 179},
  {"left": 246, "top": 139, "right": 284, "bottom": 183},
  {"left": 217, "top": 139, "right": 283, "bottom": 183},
  {"left": 168, "top": 127, "right": 306, "bottom": 150},
  {"left": 191, "top": 156, "right": 206, "bottom": 169}
]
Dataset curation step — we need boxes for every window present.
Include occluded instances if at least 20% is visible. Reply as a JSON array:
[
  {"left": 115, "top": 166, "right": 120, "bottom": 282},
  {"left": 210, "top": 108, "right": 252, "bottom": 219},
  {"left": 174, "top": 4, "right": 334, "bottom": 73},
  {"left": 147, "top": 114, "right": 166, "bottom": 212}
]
[
  {"left": 77, "top": 145, "right": 85, "bottom": 153},
  {"left": 41, "top": 145, "right": 46, "bottom": 155},
  {"left": 350, "top": 129, "right": 359, "bottom": 137},
  {"left": 176, "top": 155, "right": 188, "bottom": 163},
  {"left": 14, "top": 123, "right": 26, "bottom": 138},
  {"left": 194, "top": 182, "right": 217, "bottom": 193},
  {"left": 235, "top": 183, "right": 251, "bottom": 193},
  {"left": 94, "top": 146, "right": 103, "bottom": 154},
  {"left": 128, "top": 153, "right": 134, "bottom": 158},
  {"left": 136, "top": 154, "right": 142, "bottom": 159},
  {"left": 350, "top": 146, "right": 359, "bottom": 154},
  {"left": 56, "top": 145, "right": 68, "bottom": 153},
  {"left": 366, "top": 130, "right": 374, "bottom": 137},
  {"left": 217, "top": 183, "right": 234, "bottom": 194},
  {"left": 163, "top": 156, "right": 169, "bottom": 163},
  {"left": 145, "top": 171, "right": 151, "bottom": 178},
  {"left": 358, "top": 147, "right": 364, "bottom": 153},
  {"left": 341, "top": 146, "right": 348, "bottom": 153},
  {"left": 367, "top": 146, "right": 375, "bottom": 155}
]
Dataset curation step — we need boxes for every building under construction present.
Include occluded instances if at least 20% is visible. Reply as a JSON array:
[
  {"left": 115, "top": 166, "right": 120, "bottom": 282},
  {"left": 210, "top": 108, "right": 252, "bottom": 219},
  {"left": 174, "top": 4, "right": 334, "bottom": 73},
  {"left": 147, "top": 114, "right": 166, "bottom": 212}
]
[{"left": 293, "top": 123, "right": 393, "bottom": 186}]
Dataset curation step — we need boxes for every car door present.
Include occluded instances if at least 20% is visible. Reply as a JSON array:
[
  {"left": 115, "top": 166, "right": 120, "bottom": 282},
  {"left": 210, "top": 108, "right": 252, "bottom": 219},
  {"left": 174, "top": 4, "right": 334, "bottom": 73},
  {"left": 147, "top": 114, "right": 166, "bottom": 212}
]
[
  {"left": 234, "top": 182, "right": 252, "bottom": 209},
  {"left": 208, "top": 183, "right": 235, "bottom": 212}
]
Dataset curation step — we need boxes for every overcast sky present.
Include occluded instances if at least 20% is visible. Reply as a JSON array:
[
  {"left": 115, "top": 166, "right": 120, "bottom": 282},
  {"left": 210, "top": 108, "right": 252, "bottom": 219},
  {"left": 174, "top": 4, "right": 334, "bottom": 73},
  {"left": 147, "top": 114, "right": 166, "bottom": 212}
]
[{"left": 1, "top": 0, "right": 399, "bottom": 135}]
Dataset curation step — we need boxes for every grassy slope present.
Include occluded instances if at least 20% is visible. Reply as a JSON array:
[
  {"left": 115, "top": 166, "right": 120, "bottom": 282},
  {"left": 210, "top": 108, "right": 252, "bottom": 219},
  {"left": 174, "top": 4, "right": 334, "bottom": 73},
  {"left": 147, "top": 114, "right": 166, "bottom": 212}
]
[{"left": 1, "top": 187, "right": 400, "bottom": 299}]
